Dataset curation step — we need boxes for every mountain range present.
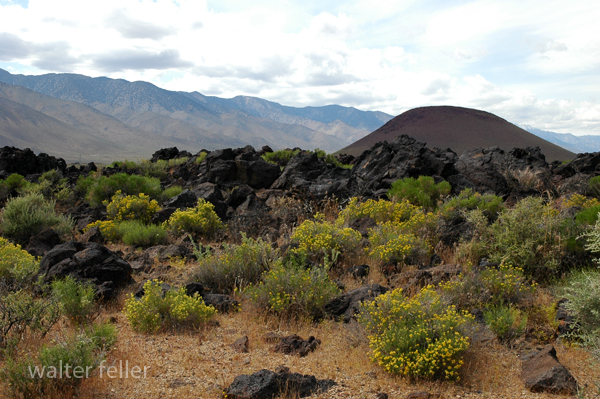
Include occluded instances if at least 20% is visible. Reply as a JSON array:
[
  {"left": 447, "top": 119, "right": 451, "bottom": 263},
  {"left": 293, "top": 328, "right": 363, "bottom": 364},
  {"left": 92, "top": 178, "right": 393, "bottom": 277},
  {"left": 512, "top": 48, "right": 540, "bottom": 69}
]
[
  {"left": 0, "top": 68, "right": 597, "bottom": 164},
  {"left": 0, "top": 68, "right": 391, "bottom": 163},
  {"left": 518, "top": 125, "right": 600, "bottom": 154}
]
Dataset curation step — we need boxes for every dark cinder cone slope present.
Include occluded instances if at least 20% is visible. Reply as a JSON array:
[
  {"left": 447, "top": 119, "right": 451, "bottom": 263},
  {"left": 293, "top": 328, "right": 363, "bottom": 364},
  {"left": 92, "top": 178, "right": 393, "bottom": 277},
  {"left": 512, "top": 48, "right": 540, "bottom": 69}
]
[{"left": 338, "top": 106, "right": 575, "bottom": 162}]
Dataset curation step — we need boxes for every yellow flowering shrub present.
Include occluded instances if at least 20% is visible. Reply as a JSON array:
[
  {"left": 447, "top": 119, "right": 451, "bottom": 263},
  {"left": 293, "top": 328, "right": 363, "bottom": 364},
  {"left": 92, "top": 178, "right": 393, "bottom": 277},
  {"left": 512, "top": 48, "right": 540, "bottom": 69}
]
[
  {"left": 337, "top": 198, "right": 431, "bottom": 226},
  {"left": 247, "top": 259, "right": 340, "bottom": 319},
  {"left": 166, "top": 199, "right": 223, "bottom": 238},
  {"left": 124, "top": 280, "right": 216, "bottom": 333},
  {"left": 291, "top": 219, "right": 361, "bottom": 259},
  {"left": 83, "top": 220, "right": 122, "bottom": 242},
  {"left": 105, "top": 190, "right": 160, "bottom": 224},
  {"left": 359, "top": 286, "right": 473, "bottom": 381},
  {"left": 563, "top": 193, "right": 600, "bottom": 209},
  {"left": 0, "top": 237, "right": 39, "bottom": 285},
  {"left": 367, "top": 222, "right": 429, "bottom": 263}
]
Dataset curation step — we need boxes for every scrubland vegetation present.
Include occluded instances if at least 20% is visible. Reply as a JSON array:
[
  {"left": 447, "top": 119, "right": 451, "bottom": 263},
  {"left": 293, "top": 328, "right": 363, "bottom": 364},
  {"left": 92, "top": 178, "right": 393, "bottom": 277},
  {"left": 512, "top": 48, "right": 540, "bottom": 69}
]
[{"left": 1, "top": 154, "right": 600, "bottom": 398}]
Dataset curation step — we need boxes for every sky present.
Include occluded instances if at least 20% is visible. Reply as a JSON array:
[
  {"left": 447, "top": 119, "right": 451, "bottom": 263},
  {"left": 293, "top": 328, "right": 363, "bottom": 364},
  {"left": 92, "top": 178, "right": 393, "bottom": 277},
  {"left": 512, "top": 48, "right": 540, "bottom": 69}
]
[{"left": 1, "top": 0, "right": 600, "bottom": 135}]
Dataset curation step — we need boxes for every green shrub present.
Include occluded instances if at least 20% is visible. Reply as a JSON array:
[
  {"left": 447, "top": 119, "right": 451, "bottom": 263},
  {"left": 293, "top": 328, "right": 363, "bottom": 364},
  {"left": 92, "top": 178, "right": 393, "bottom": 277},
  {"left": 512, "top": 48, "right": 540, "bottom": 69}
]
[
  {"left": 483, "top": 304, "right": 527, "bottom": 342},
  {"left": 0, "top": 290, "right": 60, "bottom": 353},
  {"left": 119, "top": 221, "right": 168, "bottom": 248},
  {"left": 0, "top": 237, "right": 40, "bottom": 286},
  {"left": 439, "top": 188, "right": 503, "bottom": 219},
  {"left": 83, "top": 173, "right": 162, "bottom": 207},
  {"left": 0, "top": 192, "right": 73, "bottom": 244},
  {"left": 290, "top": 218, "right": 361, "bottom": 262},
  {"left": 575, "top": 205, "right": 600, "bottom": 225},
  {"left": 589, "top": 176, "right": 600, "bottom": 197},
  {"left": 160, "top": 185, "right": 183, "bottom": 201},
  {"left": 166, "top": 199, "right": 223, "bottom": 239},
  {"left": 52, "top": 276, "right": 96, "bottom": 325},
  {"left": 105, "top": 190, "right": 160, "bottom": 224},
  {"left": 440, "top": 263, "right": 537, "bottom": 310},
  {"left": 1, "top": 323, "right": 116, "bottom": 396},
  {"left": 457, "top": 197, "right": 579, "bottom": 280},
  {"left": 262, "top": 149, "right": 300, "bottom": 167},
  {"left": 560, "top": 269, "right": 600, "bottom": 356},
  {"left": 189, "top": 235, "right": 278, "bottom": 294},
  {"left": 248, "top": 259, "right": 340, "bottom": 320},
  {"left": 3, "top": 173, "right": 28, "bottom": 191},
  {"left": 388, "top": 176, "right": 451, "bottom": 209},
  {"left": 196, "top": 152, "right": 208, "bottom": 164},
  {"left": 124, "top": 280, "right": 217, "bottom": 333},
  {"left": 359, "top": 286, "right": 473, "bottom": 381}
]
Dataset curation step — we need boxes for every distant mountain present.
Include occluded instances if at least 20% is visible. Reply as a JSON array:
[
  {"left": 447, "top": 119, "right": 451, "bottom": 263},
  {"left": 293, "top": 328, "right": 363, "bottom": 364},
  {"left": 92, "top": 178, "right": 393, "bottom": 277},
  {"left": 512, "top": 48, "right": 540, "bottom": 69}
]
[
  {"left": 519, "top": 125, "right": 600, "bottom": 154},
  {"left": 338, "top": 106, "right": 574, "bottom": 162},
  {"left": 0, "top": 68, "right": 392, "bottom": 161}
]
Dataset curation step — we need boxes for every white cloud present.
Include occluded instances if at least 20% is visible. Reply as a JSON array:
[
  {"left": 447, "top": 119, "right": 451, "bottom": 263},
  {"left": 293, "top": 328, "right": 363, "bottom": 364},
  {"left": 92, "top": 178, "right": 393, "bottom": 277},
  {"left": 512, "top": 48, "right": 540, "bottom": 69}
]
[{"left": 0, "top": 0, "right": 599, "bottom": 136}]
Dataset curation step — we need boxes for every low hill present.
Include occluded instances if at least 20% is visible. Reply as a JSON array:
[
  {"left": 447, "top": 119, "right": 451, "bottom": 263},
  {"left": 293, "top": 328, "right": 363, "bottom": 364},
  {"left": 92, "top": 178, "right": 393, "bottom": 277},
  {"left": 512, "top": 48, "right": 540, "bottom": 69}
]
[{"left": 338, "top": 106, "right": 575, "bottom": 162}]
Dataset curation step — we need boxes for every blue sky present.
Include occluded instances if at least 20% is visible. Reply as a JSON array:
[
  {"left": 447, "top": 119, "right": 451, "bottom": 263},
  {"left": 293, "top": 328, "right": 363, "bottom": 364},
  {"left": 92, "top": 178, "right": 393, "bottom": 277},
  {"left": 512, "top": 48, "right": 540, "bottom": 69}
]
[{"left": 0, "top": 0, "right": 599, "bottom": 135}]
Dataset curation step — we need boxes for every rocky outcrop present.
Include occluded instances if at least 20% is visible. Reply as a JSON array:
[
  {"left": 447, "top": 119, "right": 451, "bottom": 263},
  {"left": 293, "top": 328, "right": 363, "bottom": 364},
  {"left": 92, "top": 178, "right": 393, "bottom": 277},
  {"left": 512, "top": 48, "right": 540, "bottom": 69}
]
[
  {"left": 150, "top": 147, "right": 192, "bottom": 162},
  {"left": 223, "top": 368, "right": 336, "bottom": 399},
  {"left": 39, "top": 241, "right": 133, "bottom": 299},
  {"left": 0, "top": 146, "right": 66, "bottom": 177}
]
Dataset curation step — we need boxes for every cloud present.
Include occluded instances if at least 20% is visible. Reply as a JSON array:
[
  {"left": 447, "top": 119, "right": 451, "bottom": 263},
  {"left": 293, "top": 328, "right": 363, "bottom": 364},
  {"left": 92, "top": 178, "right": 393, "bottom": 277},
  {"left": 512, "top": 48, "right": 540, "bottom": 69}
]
[
  {"left": 535, "top": 40, "right": 568, "bottom": 53},
  {"left": 30, "top": 41, "right": 80, "bottom": 71},
  {"left": 0, "top": 32, "right": 32, "bottom": 60},
  {"left": 92, "top": 49, "right": 192, "bottom": 72},
  {"left": 194, "top": 56, "right": 293, "bottom": 83},
  {"left": 106, "top": 9, "right": 174, "bottom": 40}
]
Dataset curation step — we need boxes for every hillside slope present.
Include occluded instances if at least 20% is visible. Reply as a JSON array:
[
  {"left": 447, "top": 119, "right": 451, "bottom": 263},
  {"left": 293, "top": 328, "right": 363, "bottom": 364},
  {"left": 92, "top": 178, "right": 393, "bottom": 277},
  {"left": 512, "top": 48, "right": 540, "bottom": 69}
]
[{"left": 338, "top": 106, "right": 575, "bottom": 162}]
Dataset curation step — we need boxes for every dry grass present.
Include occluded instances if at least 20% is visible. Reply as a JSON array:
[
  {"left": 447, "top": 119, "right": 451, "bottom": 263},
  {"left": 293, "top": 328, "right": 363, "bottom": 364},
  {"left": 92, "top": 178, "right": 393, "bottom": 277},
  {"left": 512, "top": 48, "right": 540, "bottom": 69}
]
[{"left": 3, "top": 293, "right": 597, "bottom": 399}]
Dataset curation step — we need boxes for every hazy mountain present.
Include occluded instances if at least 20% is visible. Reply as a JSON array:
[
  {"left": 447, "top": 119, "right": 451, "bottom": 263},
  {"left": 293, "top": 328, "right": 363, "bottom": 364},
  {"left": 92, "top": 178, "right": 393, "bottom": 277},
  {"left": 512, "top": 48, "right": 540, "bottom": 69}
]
[
  {"left": 519, "top": 125, "right": 600, "bottom": 154},
  {"left": 339, "top": 106, "right": 574, "bottom": 162},
  {"left": 0, "top": 68, "right": 392, "bottom": 159}
]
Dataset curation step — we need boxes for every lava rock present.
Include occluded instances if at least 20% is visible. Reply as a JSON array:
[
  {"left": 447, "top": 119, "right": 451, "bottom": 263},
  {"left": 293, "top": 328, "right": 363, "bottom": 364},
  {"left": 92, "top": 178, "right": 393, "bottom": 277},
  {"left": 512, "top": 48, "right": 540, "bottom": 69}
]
[
  {"left": 272, "top": 335, "right": 321, "bottom": 357},
  {"left": 39, "top": 241, "right": 133, "bottom": 299},
  {"left": 324, "top": 284, "right": 389, "bottom": 322},
  {"left": 521, "top": 345, "right": 578, "bottom": 394},
  {"left": 223, "top": 368, "right": 336, "bottom": 399}
]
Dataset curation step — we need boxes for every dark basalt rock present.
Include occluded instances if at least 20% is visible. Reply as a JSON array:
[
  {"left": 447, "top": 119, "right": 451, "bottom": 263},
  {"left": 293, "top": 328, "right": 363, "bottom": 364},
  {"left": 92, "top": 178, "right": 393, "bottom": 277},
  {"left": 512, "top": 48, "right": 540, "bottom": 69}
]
[
  {"left": 163, "top": 189, "right": 197, "bottom": 209},
  {"left": 25, "top": 228, "right": 62, "bottom": 257},
  {"left": 223, "top": 368, "right": 336, "bottom": 399},
  {"left": 272, "top": 335, "right": 321, "bottom": 357},
  {"left": 150, "top": 147, "right": 192, "bottom": 162},
  {"left": 324, "top": 284, "right": 389, "bottom": 322},
  {"left": 521, "top": 345, "right": 578, "bottom": 394},
  {"left": 39, "top": 241, "right": 133, "bottom": 299},
  {"left": 0, "top": 146, "right": 66, "bottom": 176}
]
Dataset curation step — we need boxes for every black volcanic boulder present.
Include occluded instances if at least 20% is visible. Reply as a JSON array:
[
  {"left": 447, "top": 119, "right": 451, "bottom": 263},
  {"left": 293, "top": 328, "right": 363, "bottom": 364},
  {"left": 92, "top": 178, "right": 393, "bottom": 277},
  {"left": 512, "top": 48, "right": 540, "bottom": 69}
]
[
  {"left": 455, "top": 147, "right": 510, "bottom": 195},
  {"left": 0, "top": 146, "right": 66, "bottom": 176},
  {"left": 553, "top": 151, "right": 600, "bottom": 178},
  {"left": 25, "top": 228, "right": 62, "bottom": 257},
  {"left": 521, "top": 345, "right": 578, "bottom": 394},
  {"left": 224, "top": 368, "right": 336, "bottom": 399},
  {"left": 39, "top": 241, "right": 133, "bottom": 299},
  {"left": 324, "top": 284, "right": 389, "bottom": 322},
  {"left": 150, "top": 147, "right": 192, "bottom": 162}
]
